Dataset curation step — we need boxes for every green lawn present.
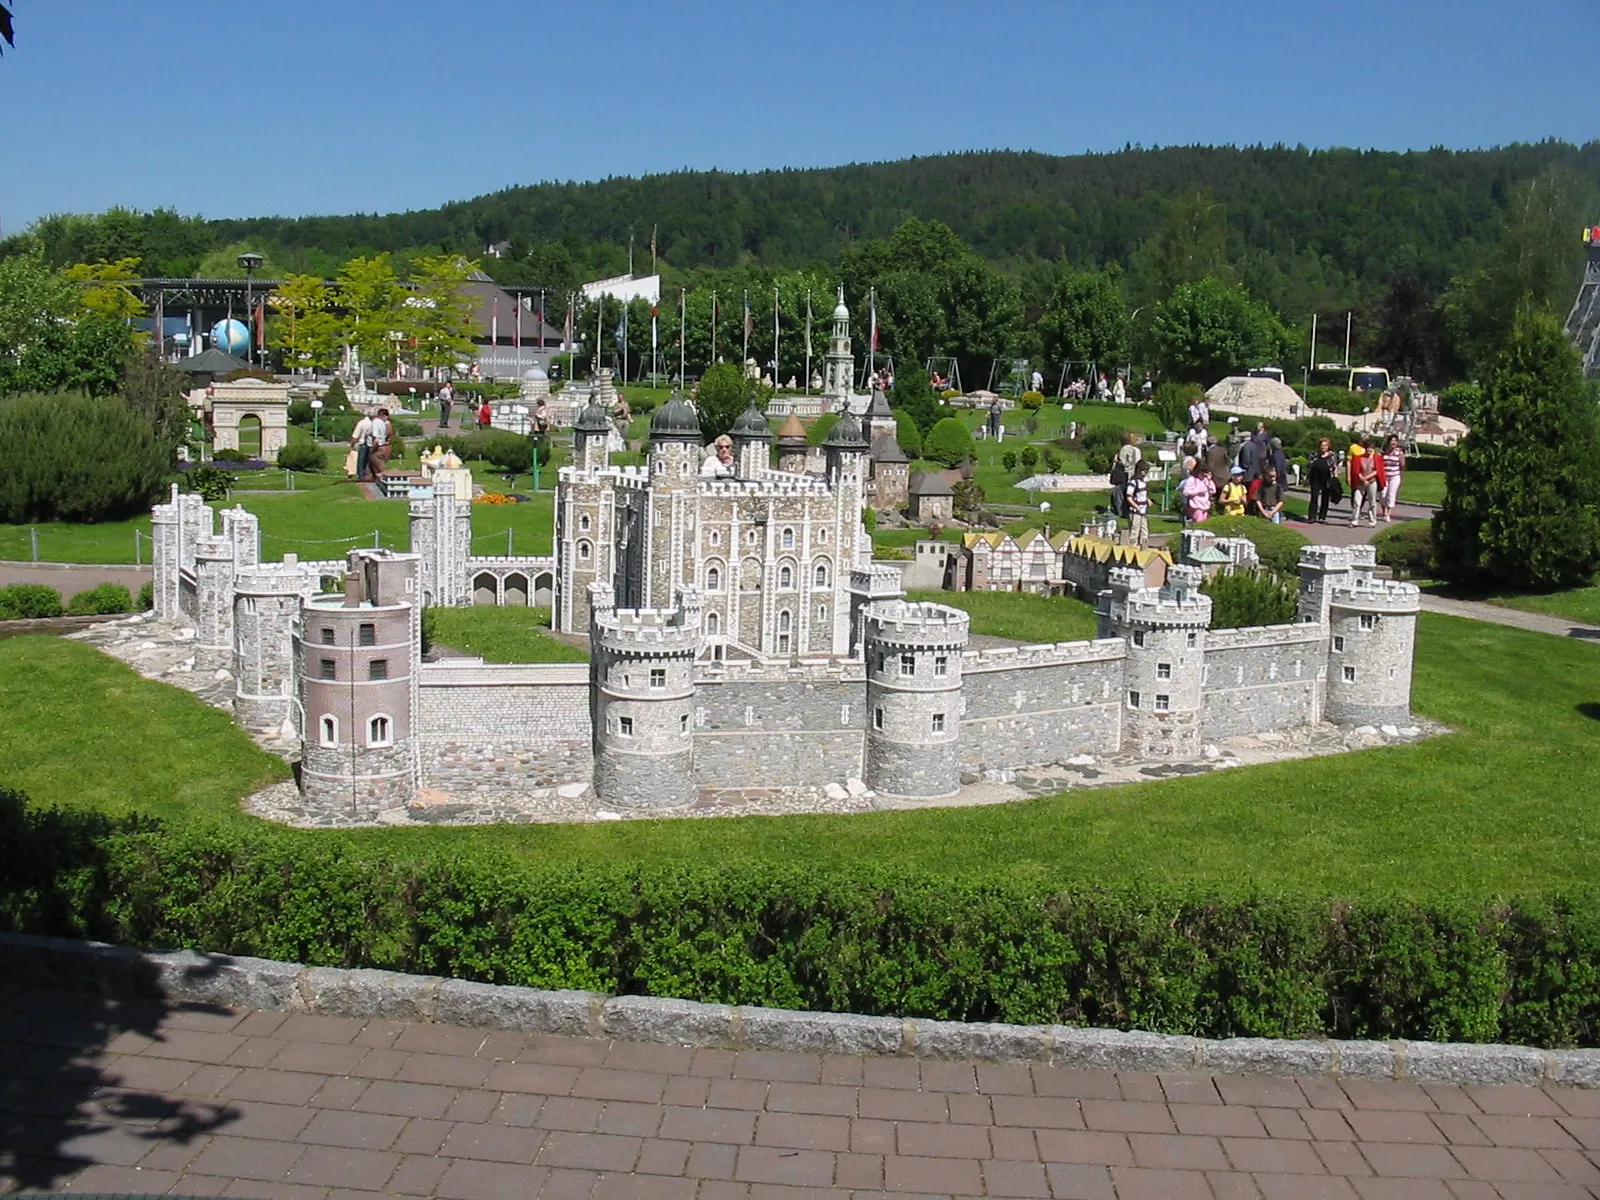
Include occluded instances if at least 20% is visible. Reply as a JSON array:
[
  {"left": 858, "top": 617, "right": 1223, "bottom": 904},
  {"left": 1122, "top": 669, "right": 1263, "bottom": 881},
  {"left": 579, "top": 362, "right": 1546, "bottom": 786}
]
[
  {"left": 425, "top": 606, "right": 587, "bottom": 664},
  {"left": 4, "top": 613, "right": 1599, "bottom": 899},
  {"left": 1486, "top": 585, "right": 1600, "bottom": 626},
  {"left": 906, "top": 588, "right": 1100, "bottom": 644},
  {"left": 0, "top": 638, "right": 288, "bottom": 822}
]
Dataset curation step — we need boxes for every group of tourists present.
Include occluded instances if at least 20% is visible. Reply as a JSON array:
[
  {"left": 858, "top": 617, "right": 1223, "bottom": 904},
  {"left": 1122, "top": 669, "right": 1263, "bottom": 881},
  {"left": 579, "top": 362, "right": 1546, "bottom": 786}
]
[
  {"left": 1109, "top": 422, "right": 1408, "bottom": 537},
  {"left": 349, "top": 408, "right": 394, "bottom": 483}
]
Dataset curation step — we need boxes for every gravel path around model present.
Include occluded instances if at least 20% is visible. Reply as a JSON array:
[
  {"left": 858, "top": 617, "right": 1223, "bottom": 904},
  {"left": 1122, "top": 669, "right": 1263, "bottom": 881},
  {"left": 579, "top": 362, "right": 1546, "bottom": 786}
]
[{"left": 1418, "top": 594, "right": 1600, "bottom": 641}]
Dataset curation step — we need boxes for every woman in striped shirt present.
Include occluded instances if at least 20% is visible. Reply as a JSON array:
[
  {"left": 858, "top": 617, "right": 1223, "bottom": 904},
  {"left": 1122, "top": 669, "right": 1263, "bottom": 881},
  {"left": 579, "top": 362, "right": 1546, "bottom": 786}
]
[{"left": 1380, "top": 434, "right": 1406, "bottom": 522}]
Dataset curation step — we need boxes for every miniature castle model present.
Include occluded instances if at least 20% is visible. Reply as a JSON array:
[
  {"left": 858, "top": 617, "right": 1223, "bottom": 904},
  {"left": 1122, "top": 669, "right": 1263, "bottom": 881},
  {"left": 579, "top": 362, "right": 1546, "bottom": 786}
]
[{"left": 146, "top": 304, "right": 1421, "bottom": 820}]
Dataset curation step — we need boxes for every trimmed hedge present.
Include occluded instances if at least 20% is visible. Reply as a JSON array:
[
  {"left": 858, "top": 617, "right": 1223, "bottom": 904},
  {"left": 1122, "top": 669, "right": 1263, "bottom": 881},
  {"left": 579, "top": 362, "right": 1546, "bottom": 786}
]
[
  {"left": 0, "top": 584, "right": 63, "bottom": 620},
  {"left": 3, "top": 790, "right": 1600, "bottom": 1046},
  {"left": 66, "top": 583, "right": 133, "bottom": 616}
]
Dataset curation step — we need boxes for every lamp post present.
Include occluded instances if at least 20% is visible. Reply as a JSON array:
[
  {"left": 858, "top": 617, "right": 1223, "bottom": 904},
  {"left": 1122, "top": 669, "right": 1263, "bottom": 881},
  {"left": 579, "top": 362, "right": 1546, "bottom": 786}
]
[
  {"left": 310, "top": 398, "right": 323, "bottom": 441},
  {"left": 237, "top": 252, "right": 264, "bottom": 368}
]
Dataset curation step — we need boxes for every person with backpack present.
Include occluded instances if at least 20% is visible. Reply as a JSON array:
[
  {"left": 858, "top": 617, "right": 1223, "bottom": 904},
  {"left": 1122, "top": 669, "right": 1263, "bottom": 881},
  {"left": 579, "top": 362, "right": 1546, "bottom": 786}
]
[
  {"left": 1306, "top": 437, "right": 1339, "bottom": 523},
  {"left": 1110, "top": 432, "right": 1141, "bottom": 519},
  {"left": 1219, "top": 466, "right": 1249, "bottom": 517},
  {"left": 1125, "top": 460, "right": 1152, "bottom": 548}
]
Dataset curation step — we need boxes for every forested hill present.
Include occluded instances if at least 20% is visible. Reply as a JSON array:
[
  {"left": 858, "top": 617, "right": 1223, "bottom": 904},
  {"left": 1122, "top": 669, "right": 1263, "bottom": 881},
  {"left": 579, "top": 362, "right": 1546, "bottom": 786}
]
[{"left": 211, "top": 142, "right": 1600, "bottom": 290}]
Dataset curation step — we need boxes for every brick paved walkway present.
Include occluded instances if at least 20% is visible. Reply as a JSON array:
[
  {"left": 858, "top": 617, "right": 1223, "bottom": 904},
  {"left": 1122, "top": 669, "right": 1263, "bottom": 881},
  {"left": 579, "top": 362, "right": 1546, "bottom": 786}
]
[{"left": 5, "top": 988, "right": 1600, "bottom": 1199}]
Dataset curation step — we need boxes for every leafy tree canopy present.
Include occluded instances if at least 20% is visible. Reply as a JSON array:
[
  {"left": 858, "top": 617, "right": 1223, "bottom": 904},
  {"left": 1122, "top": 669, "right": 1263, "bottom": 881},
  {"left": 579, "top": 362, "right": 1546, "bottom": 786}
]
[
  {"left": 1152, "top": 277, "right": 1292, "bottom": 384},
  {"left": 695, "top": 361, "right": 759, "bottom": 442}
]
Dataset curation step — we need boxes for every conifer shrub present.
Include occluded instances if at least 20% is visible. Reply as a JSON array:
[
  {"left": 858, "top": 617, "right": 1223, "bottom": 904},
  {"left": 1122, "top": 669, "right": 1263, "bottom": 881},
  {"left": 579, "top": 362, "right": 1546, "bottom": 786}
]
[
  {"left": 1374, "top": 523, "right": 1434, "bottom": 577},
  {"left": 0, "top": 584, "right": 63, "bottom": 620},
  {"left": 67, "top": 584, "right": 133, "bottom": 616},
  {"left": 922, "top": 417, "right": 976, "bottom": 468},
  {"left": 1020, "top": 390, "right": 1046, "bottom": 410},
  {"left": 1078, "top": 424, "right": 1129, "bottom": 474},
  {"left": 0, "top": 393, "right": 170, "bottom": 524},
  {"left": 893, "top": 410, "right": 922, "bottom": 458},
  {"left": 1433, "top": 310, "right": 1600, "bottom": 589},
  {"left": 1202, "top": 568, "right": 1297, "bottom": 629},
  {"left": 138, "top": 581, "right": 154, "bottom": 611}
]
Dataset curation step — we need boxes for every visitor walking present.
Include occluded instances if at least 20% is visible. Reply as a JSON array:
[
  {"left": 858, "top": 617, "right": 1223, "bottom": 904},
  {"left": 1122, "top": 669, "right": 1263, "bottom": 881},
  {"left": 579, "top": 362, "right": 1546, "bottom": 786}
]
[
  {"left": 1110, "top": 433, "right": 1140, "bottom": 518},
  {"left": 1268, "top": 436, "right": 1290, "bottom": 485},
  {"left": 1187, "top": 394, "right": 1210, "bottom": 432},
  {"left": 437, "top": 381, "right": 454, "bottom": 430},
  {"left": 1250, "top": 464, "right": 1286, "bottom": 524},
  {"left": 476, "top": 399, "right": 493, "bottom": 430},
  {"left": 366, "top": 409, "right": 393, "bottom": 480},
  {"left": 1178, "top": 465, "right": 1215, "bottom": 525},
  {"left": 1031, "top": 368, "right": 1044, "bottom": 394},
  {"left": 1347, "top": 436, "right": 1383, "bottom": 528},
  {"left": 1236, "top": 433, "right": 1262, "bottom": 483},
  {"left": 1380, "top": 433, "right": 1405, "bottom": 521},
  {"left": 1307, "top": 437, "right": 1338, "bottom": 523},
  {"left": 1204, "top": 434, "right": 1230, "bottom": 484},
  {"left": 534, "top": 397, "right": 552, "bottom": 436},
  {"left": 1140, "top": 374, "right": 1154, "bottom": 403},
  {"left": 988, "top": 397, "right": 1003, "bottom": 441},
  {"left": 1095, "top": 372, "right": 1109, "bottom": 402},
  {"left": 1219, "top": 467, "right": 1248, "bottom": 517},
  {"left": 1126, "top": 461, "right": 1151, "bottom": 549},
  {"left": 1112, "top": 374, "right": 1127, "bottom": 404},
  {"left": 350, "top": 410, "right": 374, "bottom": 484}
]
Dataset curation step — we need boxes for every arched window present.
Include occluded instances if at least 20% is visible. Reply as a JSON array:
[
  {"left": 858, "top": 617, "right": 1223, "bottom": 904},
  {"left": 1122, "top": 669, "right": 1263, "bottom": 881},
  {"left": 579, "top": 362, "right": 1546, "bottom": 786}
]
[
  {"left": 706, "top": 565, "right": 721, "bottom": 591},
  {"left": 813, "top": 561, "right": 829, "bottom": 588},
  {"left": 367, "top": 715, "right": 392, "bottom": 747},
  {"left": 577, "top": 540, "right": 592, "bottom": 562},
  {"left": 706, "top": 611, "right": 720, "bottom": 635},
  {"left": 817, "top": 528, "right": 828, "bottom": 544},
  {"left": 782, "top": 528, "right": 795, "bottom": 549},
  {"left": 579, "top": 513, "right": 591, "bottom": 532},
  {"left": 779, "top": 565, "right": 793, "bottom": 588},
  {"left": 708, "top": 529, "right": 721, "bottom": 546},
  {"left": 318, "top": 715, "right": 339, "bottom": 748},
  {"left": 778, "top": 610, "right": 792, "bottom": 632}
]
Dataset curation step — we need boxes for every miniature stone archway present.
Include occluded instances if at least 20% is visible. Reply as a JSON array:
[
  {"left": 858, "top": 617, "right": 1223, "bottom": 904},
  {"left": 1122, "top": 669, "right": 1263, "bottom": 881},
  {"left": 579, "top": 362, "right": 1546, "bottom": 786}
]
[
  {"left": 503, "top": 573, "right": 528, "bottom": 606},
  {"left": 199, "top": 378, "right": 291, "bottom": 460}
]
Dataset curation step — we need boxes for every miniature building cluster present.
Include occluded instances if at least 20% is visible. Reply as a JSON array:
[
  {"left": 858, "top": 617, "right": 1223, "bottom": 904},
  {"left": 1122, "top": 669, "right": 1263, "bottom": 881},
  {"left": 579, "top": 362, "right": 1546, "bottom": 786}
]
[{"left": 152, "top": 473, "right": 1419, "bottom": 818}]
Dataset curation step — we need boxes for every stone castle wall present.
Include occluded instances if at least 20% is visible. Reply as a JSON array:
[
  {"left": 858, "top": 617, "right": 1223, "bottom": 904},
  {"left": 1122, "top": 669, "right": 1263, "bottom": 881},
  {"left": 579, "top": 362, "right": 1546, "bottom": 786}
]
[
  {"left": 959, "top": 641, "right": 1127, "bottom": 772},
  {"left": 416, "top": 662, "right": 592, "bottom": 794},
  {"left": 1200, "top": 624, "right": 1327, "bottom": 739},
  {"left": 691, "top": 668, "right": 865, "bottom": 788}
]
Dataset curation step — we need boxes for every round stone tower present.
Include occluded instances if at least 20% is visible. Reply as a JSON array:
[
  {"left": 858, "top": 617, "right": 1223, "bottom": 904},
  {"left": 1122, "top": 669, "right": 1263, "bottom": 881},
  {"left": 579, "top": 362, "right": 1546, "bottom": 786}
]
[
  {"left": 1110, "top": 564, "right": 1212, "bottom": 760},
  {"left": 1324, "top": 578, "right": 1420, "bottom": 727},
  {"left": 591, "top": 585, "right": 702, "bottom": 809},
  {"left": 730, "top": 398, "right": 771, "bottom": 478},
  {"left": 192, "top": 533, "right": 237, "bottom": 672},
  {"left": 296, "top": 551, "right": 421, "bottom": 816},
  {"left": 647, "top": 393, "right": 702, "bottom": 487},
  {"left": 862, "top": 599, "right": 970, "bottom": 798},
  {"left": 233, "top": 560, "right": 315, "bottom": 734}
]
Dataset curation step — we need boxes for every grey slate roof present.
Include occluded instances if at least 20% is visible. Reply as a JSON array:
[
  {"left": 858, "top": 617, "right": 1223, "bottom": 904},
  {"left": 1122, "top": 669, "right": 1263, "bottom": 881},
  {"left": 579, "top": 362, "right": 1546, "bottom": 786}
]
[{"left": 908, "top": 471, "right": 954, "bottom": 496}]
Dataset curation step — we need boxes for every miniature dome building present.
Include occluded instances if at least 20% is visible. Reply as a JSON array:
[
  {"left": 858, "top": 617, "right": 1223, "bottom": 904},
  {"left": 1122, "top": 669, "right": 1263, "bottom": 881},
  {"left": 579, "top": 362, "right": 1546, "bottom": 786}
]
[
  {"left": 650, "top": 393, "right": 702, "bottom": 440},
  {"left": 730, "top": 399, "right": 772, "bottom": 477},
  {"left": 574, "top": 396, "right": 614, "bottom": 470}
]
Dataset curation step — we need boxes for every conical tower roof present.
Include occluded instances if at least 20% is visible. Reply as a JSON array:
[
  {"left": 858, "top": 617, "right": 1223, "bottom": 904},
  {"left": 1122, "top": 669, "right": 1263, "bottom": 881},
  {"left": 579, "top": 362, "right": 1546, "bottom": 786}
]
[
  {"left": 730, "top": 398, "right": 771, "bottom": 441},
  {"left": 574, "top": 395, "right": 612, "bottom": 434},
  {"left": 777, "top": 411, "right": 808, "bottom": 446},
  {"left": 823, "top": 410, "right": 869, "bottom": 449}
]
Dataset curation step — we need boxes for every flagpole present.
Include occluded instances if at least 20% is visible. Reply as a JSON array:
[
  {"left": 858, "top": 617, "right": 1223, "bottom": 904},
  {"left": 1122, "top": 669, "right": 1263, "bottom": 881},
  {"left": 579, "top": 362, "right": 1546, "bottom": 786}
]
[
  {"left": 805, "top": 291, "right": 812, "bottom": 396},
  {"left": 773, "top": 285, "right": 780, "bottom": 389},
  {"left": 742, "top": 289, "right": 750, "bottom": 368},
  {"left": 596, "top": 301, "right": 602, "bottom": 377},
  {"left": 679, "top": 288, "right": 687, "bottom": 388},
  {"left": 711, "top": 291, "right": 717, "bottom": 365},
  {"left": 515, "top": 293, "right": 523, "bottom": 372}
]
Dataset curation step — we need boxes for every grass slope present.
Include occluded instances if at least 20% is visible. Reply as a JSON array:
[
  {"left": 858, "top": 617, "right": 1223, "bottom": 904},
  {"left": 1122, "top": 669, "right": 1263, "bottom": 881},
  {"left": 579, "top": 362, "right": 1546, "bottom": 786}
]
[
  {"left": 1488, "top": 586, "right": 1600, "bottom": 626},
  {"left": 906, "top": 588, "right": 1100, "bottom": 644},
  {"left": 425, "top": 607, "right": 587, "bottom": 664},
  {"left": 0, "top": 637, "right": 288, "bottom": 821}
]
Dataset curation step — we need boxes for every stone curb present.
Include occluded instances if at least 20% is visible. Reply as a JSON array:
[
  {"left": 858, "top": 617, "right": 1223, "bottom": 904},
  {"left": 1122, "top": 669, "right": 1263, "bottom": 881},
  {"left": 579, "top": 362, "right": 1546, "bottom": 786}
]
[{"left": 4, "top": 933, "right": 1592, "bottom": 1088}]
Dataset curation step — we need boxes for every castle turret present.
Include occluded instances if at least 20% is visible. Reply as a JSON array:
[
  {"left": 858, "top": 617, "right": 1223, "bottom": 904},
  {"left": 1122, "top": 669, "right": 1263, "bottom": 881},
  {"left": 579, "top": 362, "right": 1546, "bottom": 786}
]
[
  {"left": 776, "top": 411, "right": 809, "bottom": 474},
  {"left": 822, "top": 287, "right": 854, "bottom": 407},
  {"left": 193, "top": 533, "right": 237, "bottom": 672},
  {"left": 408, "top": 478, "right": 473, "bottom": 607},
  {"left": 150, "top": 485, "right": 184, "bottom": 620},
  {"left": 590, "top": 585, "right": 701, "bottom": 809},
  {"left": 233, "top": 558, "right": 316, "bottom": 733},
  {"left": 647, "top": 394, "right": 702, "bottom": 488},
  {"left": 1324, "top": 577, "right": 1420, "bottom": 727},
  {"left": 730, "top": 399, "right": 772, "bottom": 479},
  {"left": 1108, "top": 564, "right": 1212, "bottom": 760},
  {"left": 296, "top": 550, "right": 421, "bottom": 815},
  {"left": 823, "top": 409, "right": 870, "bottom": 482},
  {"left": 1296, "top": 545, "right": 1376, "bottom": 625},
  {"left": 573, "top": 393, "right": 614, "bottom": 472},
  {"left": 862, "top": 600, "right": 969, "bottom": 797}
]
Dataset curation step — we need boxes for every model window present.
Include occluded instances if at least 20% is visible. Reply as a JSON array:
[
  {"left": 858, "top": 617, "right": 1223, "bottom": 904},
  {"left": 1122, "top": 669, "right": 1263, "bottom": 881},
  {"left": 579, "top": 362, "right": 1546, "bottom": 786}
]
[
  {"left": 778, "top": 610, "right": 792, "bottom": 632},
  {"left": 873, "top": 707, "right": 884, "bottom": 730},
  {"left": 1360, "top": 614, "right": 1376, "bottom": 630},
  {"left": 680, "top": 714, "right": 689, "bottom": 734},
  {"left": 779, "top": 565, "right": 792, "bottom": 588},
  {"left": 708, "top": 529, "right": 721, "bottom": 546},
  {"left": 935, "top": 655, "right": 948, "bottom": 676},
  {"left": 650, "top": 668, "right": 666, "bottom": 689},
  {"left": 782, "top": 528, "right": 795, "bottom": 549},
  {"left": 706, "top": 566, "right": 721, "bottom": 591},
  {"left": 367, "top": 715, "right": 392, "bottom": 747},
  {"left": 1187, "top": 631, "right": 1198, "bottom": 648},
  {"left": 618, "top": 716, "right": 634, "bottom": 736},
  {"left": 932, "top": 713, "right": 945, "bottom": 732},
  {"left": 900, "top": 654, "right": 915, "bottom": 676},
  {"left": 747, "top": 529, "right": 758, "bottom": 545},
  {"left": 579, "top": 513, "right": 591, "bottom": 532},
  {"left": 318, "top": 715, "right": 338, "bottom": 748},
  {"left": 1155, "top": 695, "right": 1170, "bottom": 712},
  {"left": 369, "top": 659, "right": 388, "bottom": 681},
  {"left": 816, "top": 605, "right": 826, "bottom": 622},
  {"left": 1132, "top": 630, "right": 1145, "bottom": 647},
  {"left": 320, "top": 627, "right": 335, "bottom": 645},
  {"left": 817, "top": 528, "right": 828, "bottom": 544},
  {"left": 1333, "top": 635, "right": 1345, "bottom": 652},
  {"left": 1157, "top": 662, "right": 1171, "bottom": 680},
  {"left": 706, "top": 611, "right": 720, "bottom": 636},
  {"left": 813, "top": 563, "right": 828, "bottom": 587},
  {"left": 1343, "top": 666, "right": 1356, "bottom": 682},
  {"left": 359, "top": 623, "right": 375, "bottom": 646},
  {"left": 1128, "top": 690, "right": 1141, "bottom": 709},
  {"left": 319, "top": 658, "right": 336, "bottom": 680},
  {"left": 577, "top": 540, "right": 592, "bottom": 562},
  {"left": 778, "top": 633, "right": 791, "bottom": 653}
]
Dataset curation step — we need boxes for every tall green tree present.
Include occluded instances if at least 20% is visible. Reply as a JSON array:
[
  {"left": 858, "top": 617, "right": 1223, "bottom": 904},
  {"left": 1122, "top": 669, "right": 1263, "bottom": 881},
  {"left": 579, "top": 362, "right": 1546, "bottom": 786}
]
[
  {"left": 1038, "top": 266, "right": 1131, "bottom": 367},
  {"left": 1130, "top": 189, "right": 1230, "bottom": 307},
  {"left": 1432, "top": 309, "right": 1600, "bottom": 589},
  {"left": 269, "top": 273, "right": 339, "bottom": 372},
  {"left": 0, "top": 251, "right": 139, "bottom": 397},
  {"left": 694, "top": 361, "right": 759, "bottom": 441},
  {"left": 407, "top": 254, "right": 480, "bottom": 375},
  {"left": 1443, "top": 171, "right": 1586, "bottom": 372},
  {"left": 889, "top": 363, "right": 941, "bottom": 434},
  {"left": 336, "top": 253, "right": 403, "bottom": 376},
  {"left": 1151, "top": 277, "right": 1290, "bottom": 384}
]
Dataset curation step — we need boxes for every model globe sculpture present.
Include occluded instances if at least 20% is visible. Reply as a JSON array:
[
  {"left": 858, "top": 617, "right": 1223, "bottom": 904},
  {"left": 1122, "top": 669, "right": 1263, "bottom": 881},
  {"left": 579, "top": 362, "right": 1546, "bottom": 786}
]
[{"left": 211, "top": 318, "right": 250, "bottom": 357}]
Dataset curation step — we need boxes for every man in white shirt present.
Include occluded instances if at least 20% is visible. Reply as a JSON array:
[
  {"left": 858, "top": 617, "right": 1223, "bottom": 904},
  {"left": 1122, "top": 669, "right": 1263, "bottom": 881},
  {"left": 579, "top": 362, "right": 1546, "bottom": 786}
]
[{"left": 350, "top": 412, "right": 374, "bottom": 482}]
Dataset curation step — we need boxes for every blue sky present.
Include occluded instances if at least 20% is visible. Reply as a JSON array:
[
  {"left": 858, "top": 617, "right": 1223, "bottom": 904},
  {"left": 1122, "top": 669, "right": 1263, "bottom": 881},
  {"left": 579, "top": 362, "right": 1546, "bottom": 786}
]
[{"left": 0, "top": 0, "right": 1593, "bottom": 231}]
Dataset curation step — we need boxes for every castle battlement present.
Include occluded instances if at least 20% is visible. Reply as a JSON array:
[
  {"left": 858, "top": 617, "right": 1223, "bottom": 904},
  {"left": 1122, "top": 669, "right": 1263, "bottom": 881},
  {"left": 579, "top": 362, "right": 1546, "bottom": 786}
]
[
  {"left": 1117, "top": 590, "right": 1213, "bottom": 628},
  {"left": 464, "top": 555, "right": 558, "bottom": 568},
  {"left": 594, "top": 606, "right": 702, "bottom": 654},
  {"left": 862, "top": 600, "right": 971, "bottom": 648},
  {"left": 697, "top": 476, "right": 833, "bottom": 498},
  {"left": 961, "top": 637, "right": 1127, "bottom": 672},
  {"left": 1330, "top": 578, "right": 1422, "bottom": 614},
  {"left": 696, "top": 657, "right": 864, "bottom": 685},
  {"left": 1205, "top": 622, "right": 1328, "bottom": 650}
]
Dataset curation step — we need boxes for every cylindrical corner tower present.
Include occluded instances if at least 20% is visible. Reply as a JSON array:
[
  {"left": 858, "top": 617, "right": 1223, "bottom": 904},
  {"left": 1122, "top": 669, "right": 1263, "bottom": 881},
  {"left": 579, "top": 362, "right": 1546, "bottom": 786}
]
[
  {"left": 233, "top": 565, "right": 313, "bottom": 733},
  {"left": 149, "top": 487, "right": 183, "bottom": 620},
  {"left": 1324, "top": 579, "right": 1420, "bottom": 727},
  {"left": 591, "top": 601, "right": 701, "bottom": 809},
  {"left": 193, "top": 534, "right": 237, "bottom": 672},
  {"left": 1110, "top": 564, "right": 1212, "bottom": 760},
  {"left": 862, "top": 600, "right": 970, "bottom": 797},
  {"left": 296, "top": 552, "right": 421, "bottom": 816}
]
